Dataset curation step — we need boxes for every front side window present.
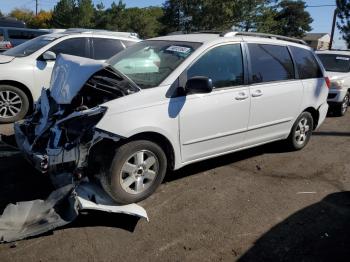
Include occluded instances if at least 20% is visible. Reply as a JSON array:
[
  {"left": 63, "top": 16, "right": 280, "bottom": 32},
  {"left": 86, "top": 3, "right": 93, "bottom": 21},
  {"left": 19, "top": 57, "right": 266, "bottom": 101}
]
[
  {"left": 92, "top": 38, "right": 124, "bottom": 60},
  {"left": 49, "top": 37, "right": 88, "bottom": 57},
  {"left": 317, "top": 53, "right": 350, "bottom": 73},
  {"left": 290, "top": 46, "right": 323, "bottom": 79},
  {"left": 109, "top": 40, "right": 201, "bottom": 89},
  {"left": 248, "top": 44, "right": 294, "bottom": 84},
  {"left": 3, "top": 35, "right": 60, "bottom": 57},
  {"left": 187, "top": 44, "right": 244, "bottom": 88}
]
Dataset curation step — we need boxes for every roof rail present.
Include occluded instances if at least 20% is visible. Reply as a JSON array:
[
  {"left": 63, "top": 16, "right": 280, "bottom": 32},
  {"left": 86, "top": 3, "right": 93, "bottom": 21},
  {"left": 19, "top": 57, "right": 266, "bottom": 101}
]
[
  {"left": 221, "top": 31, "right": 307, "bottom": 45},
  {"left": 65, "top": 28, "right": 139, "bottom": 39}
]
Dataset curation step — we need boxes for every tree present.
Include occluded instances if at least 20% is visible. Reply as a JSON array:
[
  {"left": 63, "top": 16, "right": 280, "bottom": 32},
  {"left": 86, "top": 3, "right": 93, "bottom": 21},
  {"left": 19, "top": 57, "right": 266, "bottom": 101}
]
[
  {"left": 336, "top": 0, "right": 350, "bottom": 48},
  {"left": 9, "top": 8, "right": 35, "bottom": 25},
  {"left": 274, "top": 0, "right": 312, "bottom": 37},
  {"left": 28, "top": 10, "right": 53, "bottom": 28},
  {"left": 0, "top": 10, "right": 3, "bottom": 18},
  {"left": 75, "top": 0, "right": 95, "bottom": 28},
  {"left": 52, "top": 0, "right": 76, "bottom": 28}
]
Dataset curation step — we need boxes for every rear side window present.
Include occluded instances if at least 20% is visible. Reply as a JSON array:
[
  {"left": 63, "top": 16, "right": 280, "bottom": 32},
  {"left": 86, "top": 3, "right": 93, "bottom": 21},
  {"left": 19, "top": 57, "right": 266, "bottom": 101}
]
[
  {"left": 92, "top": 38, "right": 124, "bottom": 60},
  {"left": 290, "top": 46, "right": 323, "bottom": 79},
  {"left": 49, "top": 38, "right": 88, "bottom": 57},
  {"left": 248, "top": 44, "right": 294, "bottom": 84},
  {"left": 187, "top": 44, "right": 244, "bottom": 88}
]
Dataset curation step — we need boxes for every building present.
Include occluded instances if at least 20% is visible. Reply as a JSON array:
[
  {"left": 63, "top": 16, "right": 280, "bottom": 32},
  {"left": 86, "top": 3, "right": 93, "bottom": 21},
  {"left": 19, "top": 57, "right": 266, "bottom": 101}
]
[{"left": 303, "top": 33, "right": 330, "bottom": 50}]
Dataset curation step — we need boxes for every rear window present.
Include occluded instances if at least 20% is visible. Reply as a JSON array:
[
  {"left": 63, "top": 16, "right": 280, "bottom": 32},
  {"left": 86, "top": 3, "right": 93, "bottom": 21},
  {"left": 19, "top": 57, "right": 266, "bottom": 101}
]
[
  {"left": 248, "top": 44, "right": 294, "bottom": 83},
  {"left": 8, "top": 29, "right": 48, "bottom": 40},
  {"left": 92, "top": 38, "right": 124, "bottom": 60},
  {"left": 290, "top": 46, "right": 323, "bottom": 79},
  {"left": 317, "top": 53, "right": 350, "bottom": 73}
]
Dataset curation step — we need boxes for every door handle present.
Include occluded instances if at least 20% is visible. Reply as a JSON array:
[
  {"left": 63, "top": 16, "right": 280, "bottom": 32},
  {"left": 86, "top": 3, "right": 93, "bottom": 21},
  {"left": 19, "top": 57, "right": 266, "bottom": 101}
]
[
  {"left": 235, "top": 92, "right": 249, "bottom": 100},
  {"left": 251, "top": 90, "right": 263, "bottom": 97}
]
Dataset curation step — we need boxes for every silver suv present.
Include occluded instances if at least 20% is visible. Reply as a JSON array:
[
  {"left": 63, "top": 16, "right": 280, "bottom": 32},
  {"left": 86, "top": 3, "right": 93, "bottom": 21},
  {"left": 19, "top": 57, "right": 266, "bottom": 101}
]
[{"left": 316, "top": 50, "right": 350, "bottom": 116}]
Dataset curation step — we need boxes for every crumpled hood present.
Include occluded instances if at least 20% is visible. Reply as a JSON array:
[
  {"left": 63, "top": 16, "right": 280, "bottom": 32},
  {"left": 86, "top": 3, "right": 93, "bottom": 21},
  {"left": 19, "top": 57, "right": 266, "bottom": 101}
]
[
  {"left": 50, "top": 54, "right": 106, "bottom": 104},
  {"left": 0, "top": 54, "right": 15, "bottom": 64}
]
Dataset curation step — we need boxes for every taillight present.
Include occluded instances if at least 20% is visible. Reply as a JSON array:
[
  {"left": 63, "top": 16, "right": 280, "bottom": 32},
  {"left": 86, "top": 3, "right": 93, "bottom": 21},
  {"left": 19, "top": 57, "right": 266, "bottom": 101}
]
[
  {"left": 4, "top": 42, "right": 13, "bottom": 49},
  {"left": 325, "top": 77, "right": 331, "bottom": 88}
]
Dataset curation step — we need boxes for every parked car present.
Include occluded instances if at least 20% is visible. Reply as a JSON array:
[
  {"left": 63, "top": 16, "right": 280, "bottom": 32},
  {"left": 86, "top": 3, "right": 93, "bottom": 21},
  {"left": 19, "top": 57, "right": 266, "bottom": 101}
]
[
  {"left": 15, "top": 32, "right": 329, "bottom": 204},
  {"left": 0, "top": 29, "right": 140, "bottom": 123},
  {"left": 316, "top": 50, "right": 350, "bottom": 116},
  {"left": 0, "top": 17, "right": 26, "bottom": 28},
  {"left": 0, "top": 27, "right": 50, "bottom": 52}
]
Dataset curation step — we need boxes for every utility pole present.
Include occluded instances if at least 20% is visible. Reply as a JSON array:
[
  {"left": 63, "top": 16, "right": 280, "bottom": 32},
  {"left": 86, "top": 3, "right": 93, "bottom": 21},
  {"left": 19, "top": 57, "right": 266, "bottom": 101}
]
[
  {"left": 329, "top": 9, "right": 337, "bottom": 50},
  {"left": 35, "top": 0, "right": 38, "bottom": 16}
]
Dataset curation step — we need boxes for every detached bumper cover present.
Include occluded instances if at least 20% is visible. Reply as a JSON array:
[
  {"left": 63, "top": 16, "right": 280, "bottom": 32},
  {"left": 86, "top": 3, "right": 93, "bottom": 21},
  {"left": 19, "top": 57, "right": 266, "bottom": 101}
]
[{"left": 316, "top": 102, "right": 329, "bottom": 130}]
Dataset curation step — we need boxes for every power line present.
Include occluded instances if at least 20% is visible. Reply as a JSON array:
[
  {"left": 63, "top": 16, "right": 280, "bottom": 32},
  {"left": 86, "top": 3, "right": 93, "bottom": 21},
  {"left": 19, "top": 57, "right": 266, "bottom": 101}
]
[{"left": 306, "top": 5, "right": 336, "bottom": 8}]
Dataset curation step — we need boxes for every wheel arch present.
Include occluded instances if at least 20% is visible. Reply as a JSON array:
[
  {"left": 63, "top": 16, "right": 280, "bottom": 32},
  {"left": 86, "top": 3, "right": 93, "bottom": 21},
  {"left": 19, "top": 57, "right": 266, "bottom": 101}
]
[
  {"left": 0, "top": 80, "right": 34, "bottom": 112},
  {"left": 303, "top": 107, "right": 319, "bottom": 130}
]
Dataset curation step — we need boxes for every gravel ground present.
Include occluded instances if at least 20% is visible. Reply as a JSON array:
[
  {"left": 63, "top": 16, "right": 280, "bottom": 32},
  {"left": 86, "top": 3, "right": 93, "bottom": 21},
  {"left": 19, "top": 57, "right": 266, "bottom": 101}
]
[{"left": 0, "top": 112, "right": 349, "bottom": 262}]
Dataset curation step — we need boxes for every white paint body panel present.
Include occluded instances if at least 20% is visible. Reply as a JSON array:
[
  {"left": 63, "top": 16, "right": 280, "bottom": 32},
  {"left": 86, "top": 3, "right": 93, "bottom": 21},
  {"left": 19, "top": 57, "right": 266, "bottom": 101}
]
[{"left": 57, "top": 34, "right": 328, "bottom": 170}]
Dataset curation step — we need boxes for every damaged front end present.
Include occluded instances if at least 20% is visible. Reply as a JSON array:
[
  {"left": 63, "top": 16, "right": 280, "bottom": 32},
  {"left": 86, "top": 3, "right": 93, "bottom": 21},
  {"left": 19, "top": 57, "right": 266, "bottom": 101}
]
[{"left": 15, "top": 54, "right": 140, "bottom": 185}]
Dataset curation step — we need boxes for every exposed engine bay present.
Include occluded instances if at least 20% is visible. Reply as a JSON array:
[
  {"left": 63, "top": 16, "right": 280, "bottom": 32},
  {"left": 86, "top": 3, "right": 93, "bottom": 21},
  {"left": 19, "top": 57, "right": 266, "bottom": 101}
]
[{"left": 15, "top": 54, "right": 140, "bottom": 188}]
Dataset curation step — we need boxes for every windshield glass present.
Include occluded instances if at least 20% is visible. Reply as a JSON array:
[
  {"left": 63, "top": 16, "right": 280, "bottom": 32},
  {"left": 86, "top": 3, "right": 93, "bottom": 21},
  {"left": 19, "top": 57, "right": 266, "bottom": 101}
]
[
  {"left": 2, "top": 35, "right": 61, "bottom": 57},
  {"left": 318, "top": 53, "right": 350, "bottom": 73},
  {"left": 108, "top": 40, "right": 202, "bottom": 89}
]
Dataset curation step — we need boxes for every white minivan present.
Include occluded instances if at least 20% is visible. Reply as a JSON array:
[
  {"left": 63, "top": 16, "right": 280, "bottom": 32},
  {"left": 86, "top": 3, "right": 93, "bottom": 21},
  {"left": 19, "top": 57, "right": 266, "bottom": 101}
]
[{"left": 15, "top": 32, "right": 329, "bottom": 204}]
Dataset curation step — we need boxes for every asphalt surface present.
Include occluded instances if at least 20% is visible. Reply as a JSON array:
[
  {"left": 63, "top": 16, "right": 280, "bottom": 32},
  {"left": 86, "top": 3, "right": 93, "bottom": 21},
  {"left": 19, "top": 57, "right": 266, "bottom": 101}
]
[{"left": 0, "top": 112, "right": 349, "bottom": 262}]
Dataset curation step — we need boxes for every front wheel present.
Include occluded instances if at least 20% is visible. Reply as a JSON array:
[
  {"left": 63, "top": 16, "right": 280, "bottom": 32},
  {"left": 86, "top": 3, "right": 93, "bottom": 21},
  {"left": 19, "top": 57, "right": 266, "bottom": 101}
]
[
  {"left": 285, "top": 112, "right": 314, "bottom": 151},
  {"left": 101, "top": 140, "right": 167, "bottom": 204},
  {"left": 0, "top": 85, "right": 29, "bottom": 123}
]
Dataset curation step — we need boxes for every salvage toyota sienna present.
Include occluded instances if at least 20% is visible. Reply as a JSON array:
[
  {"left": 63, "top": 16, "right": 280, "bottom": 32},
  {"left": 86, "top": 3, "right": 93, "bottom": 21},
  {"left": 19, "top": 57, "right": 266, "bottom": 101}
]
[{"left": 15, "top": 32, "right": 329, "bottom": 204}]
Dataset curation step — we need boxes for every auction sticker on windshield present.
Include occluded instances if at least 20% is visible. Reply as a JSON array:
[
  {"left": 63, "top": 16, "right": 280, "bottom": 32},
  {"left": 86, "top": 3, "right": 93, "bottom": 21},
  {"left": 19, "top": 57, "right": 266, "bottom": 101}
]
[
  {"left": 336, "top": 56, "right": 350, "bottom": 61},
  {"left": 166, "top": 45, "right": 192, "bottom": 54}
]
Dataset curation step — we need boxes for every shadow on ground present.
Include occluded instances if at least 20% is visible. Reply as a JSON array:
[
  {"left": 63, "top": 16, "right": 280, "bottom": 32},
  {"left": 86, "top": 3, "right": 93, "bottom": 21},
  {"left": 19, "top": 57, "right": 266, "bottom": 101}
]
[{"left": 238, "top": 191, "right": 350, "bottom": 262}]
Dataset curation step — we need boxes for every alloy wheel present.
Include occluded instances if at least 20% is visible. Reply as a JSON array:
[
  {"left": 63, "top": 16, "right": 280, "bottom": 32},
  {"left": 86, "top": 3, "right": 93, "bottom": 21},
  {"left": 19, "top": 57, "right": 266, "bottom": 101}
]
[
  {"left": 119, "top": 150, "right": 159, "bottom": 194},
  {"left": 0, "top": 90, "right": 23, "bottom": 119},
  {"left": 294, "top": 117, "right": 311, "bottom": 146}
]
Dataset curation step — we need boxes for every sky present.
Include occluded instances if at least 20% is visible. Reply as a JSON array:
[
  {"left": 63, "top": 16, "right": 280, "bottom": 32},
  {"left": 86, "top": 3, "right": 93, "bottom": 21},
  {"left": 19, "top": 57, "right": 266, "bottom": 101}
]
[{"left": 0, "top": 0, "right": 345, "bottom": 48}]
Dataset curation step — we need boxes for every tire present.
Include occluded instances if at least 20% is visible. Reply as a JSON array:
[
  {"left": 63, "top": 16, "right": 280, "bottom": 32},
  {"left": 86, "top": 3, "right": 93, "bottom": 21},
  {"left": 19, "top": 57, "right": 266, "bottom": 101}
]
[
  {"left": 0, "top": 85, "right": 29, "bottom": 123},
  {"left": 335, "top": 92, "right": 349, "bottom": 117},
  {"left": 285, "top": 112, "right": 314, "bottom": 151},
  {"left": 101, "top": 140, "right": 167, "bottom": 204}
]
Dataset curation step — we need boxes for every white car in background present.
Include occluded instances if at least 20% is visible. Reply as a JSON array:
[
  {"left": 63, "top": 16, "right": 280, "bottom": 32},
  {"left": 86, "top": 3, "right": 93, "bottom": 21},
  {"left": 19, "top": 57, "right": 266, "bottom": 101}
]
[
  {"left": 316, "top": 50, "right": 350, "bottom": 116},
  {"left": 15, "top": 32, "right": 329, "bottom": 204},
  {"left": 0, "top": 29, "right": 140, "bottom": 123}
]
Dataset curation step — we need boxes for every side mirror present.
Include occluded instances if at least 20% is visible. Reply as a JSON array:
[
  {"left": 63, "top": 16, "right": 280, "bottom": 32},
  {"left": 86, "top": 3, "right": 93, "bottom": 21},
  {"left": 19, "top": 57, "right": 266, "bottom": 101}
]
[
  {"left": 185, "top": 76, "right": 213, "bottom": 94},
  {"left": 42, "top": 51, "right": 56, "bottom": 61}
]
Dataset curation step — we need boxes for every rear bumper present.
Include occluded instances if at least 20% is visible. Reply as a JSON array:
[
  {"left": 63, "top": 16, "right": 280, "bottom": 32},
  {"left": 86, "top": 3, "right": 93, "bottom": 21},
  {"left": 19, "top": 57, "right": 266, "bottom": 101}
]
[
  {"left": 316, "top": 102, "right": 329, "bottom": 130},
  {"left": 327, "top": 88, "right": 348, "bottom": 103}
]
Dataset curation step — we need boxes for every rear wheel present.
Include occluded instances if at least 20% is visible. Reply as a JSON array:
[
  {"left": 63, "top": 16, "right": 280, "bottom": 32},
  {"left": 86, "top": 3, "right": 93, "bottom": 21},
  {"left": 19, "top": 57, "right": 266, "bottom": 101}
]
[
  {"left": 285, "top": 112, "right": 314, "bottom": 151},
  {"left": 101, "top": 140, "right": 167, "bottom": 204},
  {"left": 0, "top": 85, "right": 29, "bottom": 123}
]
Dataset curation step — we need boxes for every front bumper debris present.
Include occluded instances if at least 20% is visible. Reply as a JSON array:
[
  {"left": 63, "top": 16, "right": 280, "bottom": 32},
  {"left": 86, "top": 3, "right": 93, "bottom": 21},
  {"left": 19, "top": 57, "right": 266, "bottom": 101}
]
[{"left": 0, "top": 182, "right": 148, "bottom": 243}]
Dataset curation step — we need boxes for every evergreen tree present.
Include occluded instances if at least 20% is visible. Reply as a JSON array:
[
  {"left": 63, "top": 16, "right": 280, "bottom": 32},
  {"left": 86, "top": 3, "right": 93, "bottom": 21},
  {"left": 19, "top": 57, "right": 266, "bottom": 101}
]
[
  {"left": 275, "top": 0, "right": 312, "bottom": 37},
  {"left": 75, "top": 0, "right": 95, "bottom": 28},
  {"left": 336, "top": 0, "right": 350, "bottom": 48},
  {"left": 52, "top": 0, "right": 76, "bottom": 28}
]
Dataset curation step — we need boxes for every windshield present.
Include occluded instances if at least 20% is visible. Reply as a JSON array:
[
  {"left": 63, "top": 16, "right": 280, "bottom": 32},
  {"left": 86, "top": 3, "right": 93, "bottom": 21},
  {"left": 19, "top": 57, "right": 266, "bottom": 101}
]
[
  {"left": 2, "top": 35, "right": 61, "bottom": 57},
  {"left": 108, "top": 40, "right": 202, "bottom": 89},
  {"left": 318, "top": 53, "right": 350, "bottom": 73}
]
